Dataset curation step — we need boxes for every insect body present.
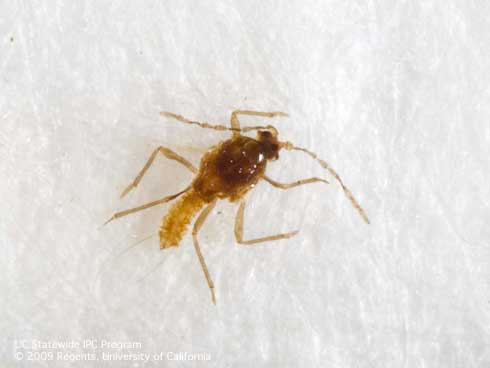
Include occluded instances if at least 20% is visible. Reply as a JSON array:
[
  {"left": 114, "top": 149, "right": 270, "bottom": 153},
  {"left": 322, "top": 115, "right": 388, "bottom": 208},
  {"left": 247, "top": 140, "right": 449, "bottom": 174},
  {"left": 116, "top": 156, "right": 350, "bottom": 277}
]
[
  {"left": 105, "top": 110, "right": 369, "bottom": 304},
  {"left": 160, "top": 133, "right": 276, "bottom": 248}
]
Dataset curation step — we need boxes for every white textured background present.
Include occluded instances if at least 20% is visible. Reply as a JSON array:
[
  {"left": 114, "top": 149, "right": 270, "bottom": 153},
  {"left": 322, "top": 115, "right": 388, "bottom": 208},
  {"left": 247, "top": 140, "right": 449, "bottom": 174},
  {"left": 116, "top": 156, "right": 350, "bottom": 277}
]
[{"left": 1, "top": 1, "right": 490, "bottom": 367}]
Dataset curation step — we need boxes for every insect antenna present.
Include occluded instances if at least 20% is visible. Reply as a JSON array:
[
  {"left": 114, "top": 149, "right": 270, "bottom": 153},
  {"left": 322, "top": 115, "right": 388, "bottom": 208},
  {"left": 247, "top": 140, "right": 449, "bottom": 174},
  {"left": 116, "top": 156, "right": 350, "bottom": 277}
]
[
  {"left": 160, "top": 112, "right": 278, "bottom": 135},
  {"left": 281, "top": 141, "right": 370, "bottom": 224}
]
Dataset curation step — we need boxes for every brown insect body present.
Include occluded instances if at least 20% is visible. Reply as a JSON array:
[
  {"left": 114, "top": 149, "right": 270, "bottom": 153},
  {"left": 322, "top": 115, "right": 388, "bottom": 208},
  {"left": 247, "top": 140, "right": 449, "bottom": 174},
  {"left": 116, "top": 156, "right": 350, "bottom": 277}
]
[
  {"left": 106, "top": 110, "right": 369, "bottom": 304},
  {"left": 160, "top": 132, "right": 279, "bottom": 248}
]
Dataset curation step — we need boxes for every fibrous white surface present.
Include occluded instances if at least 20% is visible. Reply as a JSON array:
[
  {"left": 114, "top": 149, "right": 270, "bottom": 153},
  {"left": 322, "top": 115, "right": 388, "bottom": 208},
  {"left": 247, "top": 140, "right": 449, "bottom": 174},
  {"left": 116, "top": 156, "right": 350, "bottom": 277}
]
[{"left": 1, "top": 1, "right": 490, "bottom": 367}]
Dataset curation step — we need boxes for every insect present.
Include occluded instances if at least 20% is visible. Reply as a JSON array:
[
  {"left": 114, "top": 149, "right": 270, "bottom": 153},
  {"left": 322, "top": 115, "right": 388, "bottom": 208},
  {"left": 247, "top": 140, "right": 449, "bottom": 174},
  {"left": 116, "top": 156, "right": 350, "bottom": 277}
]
[{"left": 105, "top": 110, "right": 369, "bottom": 304}]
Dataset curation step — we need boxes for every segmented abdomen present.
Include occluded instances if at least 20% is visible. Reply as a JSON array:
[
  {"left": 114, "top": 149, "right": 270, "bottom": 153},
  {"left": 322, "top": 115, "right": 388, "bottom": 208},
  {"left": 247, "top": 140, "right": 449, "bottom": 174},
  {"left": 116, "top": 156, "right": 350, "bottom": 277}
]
[{"left": 159, "top": 188, "right": 205, "bottom": 248}]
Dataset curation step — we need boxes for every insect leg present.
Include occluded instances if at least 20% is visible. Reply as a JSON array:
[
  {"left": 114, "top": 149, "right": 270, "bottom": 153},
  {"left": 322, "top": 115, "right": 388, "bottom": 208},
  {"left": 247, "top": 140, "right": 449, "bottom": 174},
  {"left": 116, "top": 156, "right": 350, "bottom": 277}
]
[
  {"left": 192, "top": 199, "right": 218, "bottom": 304},
  {"left": 263, "top": 175, "right": 329, "bottom": 189},
  {"left": 104, "top": 188, "right": 188, "bottom": 225},
  {"left": 234, "top": 201, "right": 298, "bottom": 245},
  {"left": 230, "top": 110, "right": 288, "bottom": 137},
  {"left": 120, "top": 146, "right": 197, "bottom": 198}
]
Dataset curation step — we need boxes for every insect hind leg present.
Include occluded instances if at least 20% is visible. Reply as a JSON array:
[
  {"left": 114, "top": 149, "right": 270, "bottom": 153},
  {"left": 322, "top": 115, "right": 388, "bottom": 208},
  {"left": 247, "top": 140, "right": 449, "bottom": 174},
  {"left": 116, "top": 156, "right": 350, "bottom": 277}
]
[
  {"left": 192, "top": 200, "right": 218, "bottom": 304},
  {"left": 104, "top": 188, "right": 188, "bottom": 225}
]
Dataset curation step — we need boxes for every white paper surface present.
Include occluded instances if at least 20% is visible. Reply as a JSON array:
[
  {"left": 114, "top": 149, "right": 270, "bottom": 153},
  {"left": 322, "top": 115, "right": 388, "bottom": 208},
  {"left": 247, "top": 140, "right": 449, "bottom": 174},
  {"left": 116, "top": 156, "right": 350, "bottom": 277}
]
[{"left": 1, "top": 1, "right": 490, "bottom": 367}]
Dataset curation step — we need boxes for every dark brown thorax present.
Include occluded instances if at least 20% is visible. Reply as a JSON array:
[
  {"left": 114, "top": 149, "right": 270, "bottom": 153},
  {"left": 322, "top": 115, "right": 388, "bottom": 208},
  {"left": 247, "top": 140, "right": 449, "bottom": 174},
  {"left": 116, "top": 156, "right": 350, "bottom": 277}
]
[{"left": 193, "top": 132, "right": 279, "bottom": 202}]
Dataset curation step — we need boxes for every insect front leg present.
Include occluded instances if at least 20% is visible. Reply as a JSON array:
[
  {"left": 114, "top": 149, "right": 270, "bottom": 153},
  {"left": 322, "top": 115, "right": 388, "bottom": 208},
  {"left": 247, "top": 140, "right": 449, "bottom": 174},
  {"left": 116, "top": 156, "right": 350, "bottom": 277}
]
[{"left": 230, "top": 110, "right": 288, "bottom": 138}]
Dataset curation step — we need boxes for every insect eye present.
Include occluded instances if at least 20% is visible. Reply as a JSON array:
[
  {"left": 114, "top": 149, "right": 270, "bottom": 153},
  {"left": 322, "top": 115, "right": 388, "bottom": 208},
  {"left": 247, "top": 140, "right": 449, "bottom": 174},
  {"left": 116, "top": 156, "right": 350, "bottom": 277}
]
[{"left": 260, "top": 131, "right": 272, "bottom": 139}]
